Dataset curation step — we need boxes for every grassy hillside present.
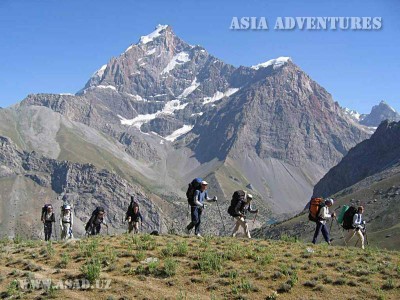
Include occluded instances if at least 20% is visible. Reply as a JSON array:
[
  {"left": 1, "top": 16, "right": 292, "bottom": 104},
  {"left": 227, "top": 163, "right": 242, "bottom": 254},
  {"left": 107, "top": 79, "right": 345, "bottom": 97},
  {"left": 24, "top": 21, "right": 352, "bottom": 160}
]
[{"left": 0, "top": 234, "right": 399, "bottom": 300}]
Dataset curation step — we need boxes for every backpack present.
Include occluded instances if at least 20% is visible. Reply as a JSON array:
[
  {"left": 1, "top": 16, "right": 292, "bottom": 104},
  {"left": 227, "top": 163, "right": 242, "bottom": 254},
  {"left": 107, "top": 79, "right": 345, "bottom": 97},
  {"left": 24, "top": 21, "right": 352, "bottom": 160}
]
[
  {"left": 227, "top": 190, "right": 246, "bottom": 217},
  {"left": 186, "top": 178, "right": 202, "bottom": 205},
  {"left": 308, "top": 198, "right": 324, "bottom": 222},
  {"left": 85, "top": 207, "right": 105, "bottom": 231},
  {"left": 342, "top": 206, "right": 357, "bottom": 230},
  {"left": 41, "top": 204, "right": 52, "bottom": 220},
  {"left": 337, "top": 205, "right": 349, "bottom": 224}
]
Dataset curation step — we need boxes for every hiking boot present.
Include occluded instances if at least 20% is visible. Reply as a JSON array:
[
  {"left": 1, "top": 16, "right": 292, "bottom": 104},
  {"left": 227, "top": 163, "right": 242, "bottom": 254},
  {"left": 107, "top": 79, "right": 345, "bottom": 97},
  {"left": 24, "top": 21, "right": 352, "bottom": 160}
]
[
  {"left": 196, "top": 233, "right": 202, "bottom": 237},
  {"left": 185, "top": 228, "right": 191, "bottom": 235}
]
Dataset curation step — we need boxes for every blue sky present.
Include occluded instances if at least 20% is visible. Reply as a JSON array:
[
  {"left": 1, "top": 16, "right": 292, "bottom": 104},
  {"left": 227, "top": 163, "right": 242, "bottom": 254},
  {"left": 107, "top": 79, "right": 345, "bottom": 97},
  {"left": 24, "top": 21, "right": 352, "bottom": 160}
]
[{"left": 0, "top": 0, "right": 399, "bottom": 113}]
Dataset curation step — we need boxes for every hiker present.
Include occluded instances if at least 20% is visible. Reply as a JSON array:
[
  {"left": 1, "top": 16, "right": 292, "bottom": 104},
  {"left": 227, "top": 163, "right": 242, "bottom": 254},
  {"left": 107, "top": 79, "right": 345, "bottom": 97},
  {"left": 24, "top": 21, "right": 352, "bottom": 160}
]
[
  {"left": 228, "top": 191, "right": 258, "bottom": 239},
  {"left": 60, "top": 204, "right": 73, "bottom": 240},
  {"left": 185, "top": 181, "right": 217, "bottom": 237},
  {"left": 126, "top": 204, "right": 143, "bottom": 234},
  {"left": 312, "top": 198, "right": 336, "bottom": 245},
  {"left": 344, "top": 206, "right": 365, "bottom": 249},
  {"left": 41, "top": 204, "right": 55, "bottom": 241},
  {"left": 85, "top": 207, "right": 107, "bottom": 236}
]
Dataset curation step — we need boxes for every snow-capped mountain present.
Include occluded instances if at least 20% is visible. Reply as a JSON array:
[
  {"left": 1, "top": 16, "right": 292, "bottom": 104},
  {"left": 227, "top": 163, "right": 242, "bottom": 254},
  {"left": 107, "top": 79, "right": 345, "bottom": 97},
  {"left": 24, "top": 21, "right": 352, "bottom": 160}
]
[{"left": 0, "top": 25, "right": 372, "bottom": 238}]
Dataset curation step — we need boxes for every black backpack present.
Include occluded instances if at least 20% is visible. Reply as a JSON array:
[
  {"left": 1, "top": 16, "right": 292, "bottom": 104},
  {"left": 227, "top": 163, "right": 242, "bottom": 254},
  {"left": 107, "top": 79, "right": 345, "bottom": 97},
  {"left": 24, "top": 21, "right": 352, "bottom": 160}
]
[
  {"left": 186, "top": 178, "right": 202, "bottom": 205},
  {"left": 227, "top": 190, "right": 246, "bottom": 216},
  {"left": 342, "top": 206, "right": 358, "bottom": 230},
  {"left": 41, "top": 204, "right": 52, "bottom": 220},
  {"left": 85, "top": 207, "right": 105, "bottom": 231}
]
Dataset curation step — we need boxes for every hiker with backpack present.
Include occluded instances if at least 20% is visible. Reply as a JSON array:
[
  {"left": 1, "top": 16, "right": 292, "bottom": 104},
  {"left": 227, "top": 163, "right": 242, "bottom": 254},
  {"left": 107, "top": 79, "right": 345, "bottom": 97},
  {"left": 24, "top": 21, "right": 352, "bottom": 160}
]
[
  {"left": 344, "top": 206, "right": 365, "bottom": 249},
  {"left": 60, "top": 204, "right": 73, "bottom": 240},
  {"left": 311, "top": 198, "right": 336, "bottom": 245},
  {"left": 228, "top": 191, "right": 258, "bottom": 239},
  {"left": 41, "top": 204, "right": 55, "bottom": 241},
  {"left": 85, "top": 207, "right": 107, "bottom": 236},
  {"left": 185, "top": 180, "right": 217, "bottom": 237},
  {"left": 126, "top": 202, "right": 143, "bottom": 234}
]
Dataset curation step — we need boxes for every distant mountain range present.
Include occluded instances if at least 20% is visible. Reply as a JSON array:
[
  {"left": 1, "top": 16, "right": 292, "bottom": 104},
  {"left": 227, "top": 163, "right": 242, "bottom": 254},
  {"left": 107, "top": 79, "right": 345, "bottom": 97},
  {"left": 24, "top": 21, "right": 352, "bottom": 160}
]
[
  {"left": 0, "top": 25, "right": 395, "bottom": 239},
  {"left": 343, "top": 100, "right": 400, "bottom": 127}
]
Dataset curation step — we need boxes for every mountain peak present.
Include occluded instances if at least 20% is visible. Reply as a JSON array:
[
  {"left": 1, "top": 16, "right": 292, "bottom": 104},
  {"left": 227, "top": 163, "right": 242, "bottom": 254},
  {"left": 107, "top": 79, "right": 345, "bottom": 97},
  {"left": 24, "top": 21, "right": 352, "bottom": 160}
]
[
  {"left": 124, "top": 24, "right": 172, "bottom": 53},
  {"left": 139, "top": 24, "right": 170, "bottom": 45},
  {"left": 378, "top": 100, "right": 396, "bottom": 112},
  {"left": 360, "top": 100, "right": 400, "bottom": 127},
  {"left": 251, "top": 56, "right": 291, "bottom": 70}
]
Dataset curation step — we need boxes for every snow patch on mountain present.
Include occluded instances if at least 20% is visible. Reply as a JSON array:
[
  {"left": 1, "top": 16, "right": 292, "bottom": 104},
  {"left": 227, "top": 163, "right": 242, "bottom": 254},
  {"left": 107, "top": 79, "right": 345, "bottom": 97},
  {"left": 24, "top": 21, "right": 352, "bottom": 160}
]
[
  {"left": 165, "top": 125, "right": 194, "bottom": 142},
  {"left": 118, "top": 99, "right": 188, "bottom": 129},
  {"left": 96, "top": 85, "right": 117, "bottom": 91},
  {"left": 146, "top": 48, "right": 156, "bottom": 56},
  {"left": 343, "top": 108, "right": 363, "bottom": 121},
  {"left": 178, "top": 78, "right": 200, "bottom": 99},
  {"left": 125, "top": 93, "right": 148, "bottom": 102},
  {"left": 161, "top": 52, "right": 190, "bottom": 74},
  {"left": 140, "top": 24, "right": 168, "bottom": 45},
  {"left": 92, "top": 64, "right": 107, "bottom": 78},
  {"left": 251, "top": 57, "right": 291, "bottom": 70},
  {"left": 203, "top": 88, "right": 240, "bottom": 105}
]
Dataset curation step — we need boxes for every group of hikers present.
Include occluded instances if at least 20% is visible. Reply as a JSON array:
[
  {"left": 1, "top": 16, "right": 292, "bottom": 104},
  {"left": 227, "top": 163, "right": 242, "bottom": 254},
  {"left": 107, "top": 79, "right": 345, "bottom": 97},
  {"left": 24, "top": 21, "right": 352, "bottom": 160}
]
[
  {"left": 309, "top": 198, "right": 366, "bottom": 249},
  {"left": 40, "top": 195, "right": 143, "bottom": 241},
  {"left": 40, "top": 178, "right": 367, "bottom": 250}
]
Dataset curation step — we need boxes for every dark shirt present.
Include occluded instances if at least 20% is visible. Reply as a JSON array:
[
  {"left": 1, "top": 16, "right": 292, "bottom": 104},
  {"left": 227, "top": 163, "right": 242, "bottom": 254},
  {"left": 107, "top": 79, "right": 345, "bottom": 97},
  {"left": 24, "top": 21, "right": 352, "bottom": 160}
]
[{"left": 127, "top": 210, "right": 143, "bottom": 223}]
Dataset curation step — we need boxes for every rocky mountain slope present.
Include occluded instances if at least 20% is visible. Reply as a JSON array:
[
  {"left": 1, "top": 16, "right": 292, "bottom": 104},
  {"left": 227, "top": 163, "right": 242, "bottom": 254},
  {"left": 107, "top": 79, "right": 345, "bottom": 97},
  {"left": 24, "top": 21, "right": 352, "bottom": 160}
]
[
  {"left": 254, "top": 121, "right": 400, "bottom": 250},
  {"left": 0, "top": 135, "right": 179, "bottom": 238},
  {"left": 0, "top": 25, "right": 373, "bottom": 237}
]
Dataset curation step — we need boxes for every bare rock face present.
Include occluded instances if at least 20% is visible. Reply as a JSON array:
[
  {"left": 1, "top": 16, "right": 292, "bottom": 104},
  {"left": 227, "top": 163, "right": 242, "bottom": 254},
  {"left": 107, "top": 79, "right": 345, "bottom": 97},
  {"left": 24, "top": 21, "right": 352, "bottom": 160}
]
[
  {"left": 313, "top": 120, "right": 400, "bottom": 198},
  {"left": 141, "top": 115, "right": 184, "bottom": 136},
  {"left": 189, "top": 62, "right": 369, "bottom": 169}
]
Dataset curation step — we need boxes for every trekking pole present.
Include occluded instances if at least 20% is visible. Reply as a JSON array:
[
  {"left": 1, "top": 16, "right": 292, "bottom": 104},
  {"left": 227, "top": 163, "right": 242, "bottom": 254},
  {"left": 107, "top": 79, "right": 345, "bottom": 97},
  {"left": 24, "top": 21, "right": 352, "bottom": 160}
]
[
  {"left": 54, "top": 223, "right": 58, "bottom": 241},
  {"left": 252, "top": 212, "right": 258, "bottom": 226},
  {"left": 215, "top": 199, "right": 226, "bottom": 233},
  {"left": 329, "top": 218, "right": 334, "bottom": 232},
  {"left": 364, "top": 225, "right": 369, "bottom": 246},
  {"left": 335, "top": 219, "right": 347, "bottom": 246}
]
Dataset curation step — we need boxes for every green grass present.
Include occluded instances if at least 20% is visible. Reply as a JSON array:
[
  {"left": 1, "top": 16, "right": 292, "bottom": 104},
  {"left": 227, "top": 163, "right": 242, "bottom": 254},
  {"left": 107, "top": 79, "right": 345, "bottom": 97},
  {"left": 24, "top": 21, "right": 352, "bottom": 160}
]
[{"left": 1, "top": 234, "right": 399, "bottom": 300}]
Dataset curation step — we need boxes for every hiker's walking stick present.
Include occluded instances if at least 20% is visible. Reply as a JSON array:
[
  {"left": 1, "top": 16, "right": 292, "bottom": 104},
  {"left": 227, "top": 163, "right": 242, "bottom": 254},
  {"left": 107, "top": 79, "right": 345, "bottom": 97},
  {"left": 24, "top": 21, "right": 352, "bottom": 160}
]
[
  {"left": 105, "top": 224, "right": 109, "bottom": 235},
  {"left": 54, "top": 222, "right": 58, "bottom": 240},
  {"left": 364, "top": 225, "right": 369, "bottom": 246},
  {"left": 335, "top": 219, "right": 347, "bottom": 246},
  {"left": 215, "top": 199, "right": 226, "bottom": 233},
  {"left": 252, "top": 212, "right": 258, "bottom": 226},
  {"left": 329, "top": 218, "right": 334, "bottom": 232}
]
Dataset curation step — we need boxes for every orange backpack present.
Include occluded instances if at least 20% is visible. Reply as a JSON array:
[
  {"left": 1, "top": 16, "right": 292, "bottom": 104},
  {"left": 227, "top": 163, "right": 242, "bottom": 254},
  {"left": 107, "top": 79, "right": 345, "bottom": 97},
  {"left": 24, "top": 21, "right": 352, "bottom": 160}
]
[{"left": 308, "top": 198, "right": 324, "bottom": 222}]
